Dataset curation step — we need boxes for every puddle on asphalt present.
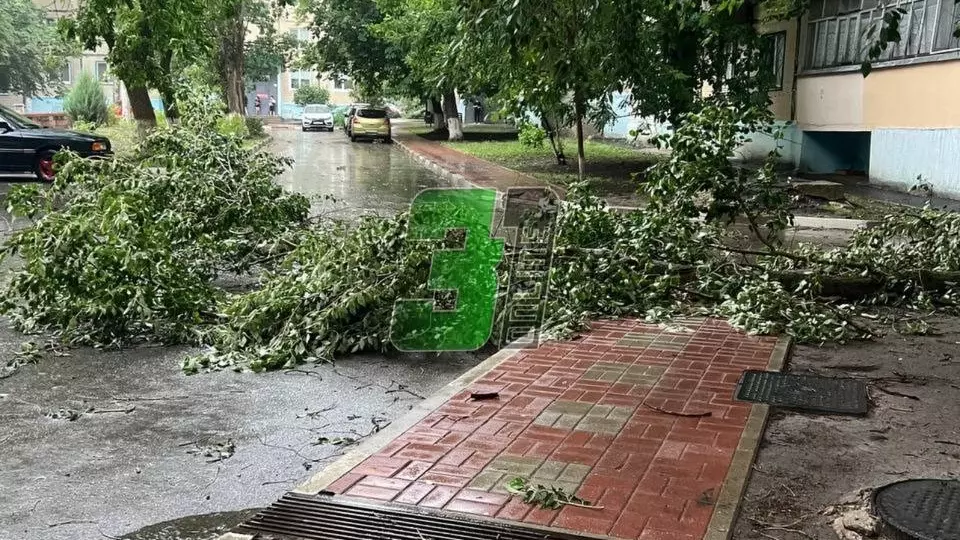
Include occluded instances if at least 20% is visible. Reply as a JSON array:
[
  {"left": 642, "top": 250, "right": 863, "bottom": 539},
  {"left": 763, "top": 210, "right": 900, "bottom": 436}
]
[{"left": 118, "top": 509, "right": 260, "bottom": 540}]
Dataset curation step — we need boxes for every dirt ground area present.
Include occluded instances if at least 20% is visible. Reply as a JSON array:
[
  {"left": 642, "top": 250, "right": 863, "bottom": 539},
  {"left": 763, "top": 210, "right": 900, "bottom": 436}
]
[{"left": 734, "top": 316, "right": 960, "bottom": 539}]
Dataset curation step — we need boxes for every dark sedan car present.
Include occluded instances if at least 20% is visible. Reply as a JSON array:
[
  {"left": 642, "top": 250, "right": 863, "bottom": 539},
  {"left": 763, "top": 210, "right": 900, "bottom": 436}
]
[{"left": 0, "top": 104, "right": 111, "bottom": 181}]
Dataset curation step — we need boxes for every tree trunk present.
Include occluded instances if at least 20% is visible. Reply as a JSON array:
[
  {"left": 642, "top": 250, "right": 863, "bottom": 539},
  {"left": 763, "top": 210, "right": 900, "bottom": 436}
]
[
  {"left": 540, "top": 115, "right": 566, "bottom": 166},
  {"left": 160, "top": 91, "right": 179, "bottom": 122},
  {"left": 219, "top": 0, "right": 246, "bottom": 115},
  {"left": 127, "top": 84, "right": 157, "bottom": 137},
  {"left": 442, "top": 90, "right": 463, "bottom": 141},
  {"left": 159, "top": 51, "right": 179, "bottom": 122},
  {"left": 573, "top": 95, "right": 586, "bottom": 182},
  {"left": 430, "top": 98, "right": 444, "bottom": 131}
]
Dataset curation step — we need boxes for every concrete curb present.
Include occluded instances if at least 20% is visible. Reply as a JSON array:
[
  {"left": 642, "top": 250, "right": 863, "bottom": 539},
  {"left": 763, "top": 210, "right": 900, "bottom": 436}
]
[
  {"left": 391, "top": 134, "right": 477, "bottom": 190},
  {"left": 703, "top": 334, "right": 792, "bottom": 540}
]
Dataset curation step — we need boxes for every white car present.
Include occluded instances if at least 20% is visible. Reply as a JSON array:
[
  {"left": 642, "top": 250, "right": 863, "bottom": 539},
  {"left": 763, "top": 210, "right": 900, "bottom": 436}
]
[{"left": 301, "top": 104, "right": 334, "bottom": 132}]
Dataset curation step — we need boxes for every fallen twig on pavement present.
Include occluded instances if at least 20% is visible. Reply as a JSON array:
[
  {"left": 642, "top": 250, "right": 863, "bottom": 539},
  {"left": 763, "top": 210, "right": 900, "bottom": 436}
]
[
  {"left": 642, "top": 402, "right": 712, "bottom": 417},
  {"left": 89, "top": 406, "right": 136, "bottom": 414},
  {"left": 874, "top": 386, "right": 921, "bottom": 401}
]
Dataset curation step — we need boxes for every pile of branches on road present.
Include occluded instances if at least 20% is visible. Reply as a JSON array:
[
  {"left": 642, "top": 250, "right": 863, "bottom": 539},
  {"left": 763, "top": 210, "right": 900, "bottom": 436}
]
[
  {"left": 3, "top": 89, "right": 957, "bottom": 368},
  {"left": 0, "top": 74, "right": 309, "bottom": 347},
  {"left": 185, "top": 99, "right": 960, "bottom": 372}
]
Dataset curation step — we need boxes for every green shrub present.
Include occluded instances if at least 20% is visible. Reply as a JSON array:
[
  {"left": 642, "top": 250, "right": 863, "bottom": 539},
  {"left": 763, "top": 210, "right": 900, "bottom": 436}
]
[
  {"left": 216, "top": 113, "right": 248, "bottom": 139},
  {"left": 518, "top": 122, "right": 546, "bottom": 148},
  {"left": 245, "top": 116, "right": 265, "bottom": 138},
  {"left": 294, "top": 84, "right": 330, "bottom": 106},
  {"left": 333, "top": 111, "right": 345, "bottom": 128},
  {"left": 64, "top": 72, "right": 108, "bottom": 126}
]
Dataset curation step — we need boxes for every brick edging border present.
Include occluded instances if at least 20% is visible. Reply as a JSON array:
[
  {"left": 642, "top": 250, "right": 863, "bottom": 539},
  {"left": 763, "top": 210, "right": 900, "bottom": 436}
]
[{"left": 702, "top": 335, "right": 792, "bottom": 540}]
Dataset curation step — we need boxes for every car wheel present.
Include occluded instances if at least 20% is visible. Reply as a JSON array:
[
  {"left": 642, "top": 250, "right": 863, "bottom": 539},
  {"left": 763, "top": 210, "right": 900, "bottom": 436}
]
[
  {"left": 302, "top": 126, "right": 307, "bottom": 132},
  {"left": 35, "top": 151, "right": 56, "bottom": 182},
  {"left": 384, "top": 136, "right": 392, "bottom": 144},
  {"left": 350, "top": 134, "right": 357, "bottom": 142}
]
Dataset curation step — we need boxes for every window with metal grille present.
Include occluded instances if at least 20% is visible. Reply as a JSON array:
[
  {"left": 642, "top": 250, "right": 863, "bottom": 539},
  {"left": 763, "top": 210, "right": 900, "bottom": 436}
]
[
  {"left": 804, "top": 0, "right": 960, "bottom": 70},
  {"left": 763, "top": 31, "right": 787, "bottom": 89}
]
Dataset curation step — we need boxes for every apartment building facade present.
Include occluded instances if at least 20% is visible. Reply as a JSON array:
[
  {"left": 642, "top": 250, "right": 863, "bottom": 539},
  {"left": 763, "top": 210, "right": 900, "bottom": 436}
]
[
  {"left": 249, "top": 11, "right": 353, "bottom": 120},
  {"left": 752, "top": 0, "right": 960, "bottom": 197}
]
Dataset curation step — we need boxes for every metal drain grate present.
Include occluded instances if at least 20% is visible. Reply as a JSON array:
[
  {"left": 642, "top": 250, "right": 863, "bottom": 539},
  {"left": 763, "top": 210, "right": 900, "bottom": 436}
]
[
  {"left": 734, "top": 370, "right": 869, "bottom": 415},
  {"left": 236, "top": 492, "right": 584, "bottom": 540},
  {"left": 874, "top": 479, "right": 960, "bottom": 540}
]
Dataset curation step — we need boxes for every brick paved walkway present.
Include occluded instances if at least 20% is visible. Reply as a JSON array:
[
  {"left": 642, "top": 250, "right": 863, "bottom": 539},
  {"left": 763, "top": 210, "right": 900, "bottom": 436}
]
[
  {"left": 393, "top": 130, "right": 564, "bottom": 195},
  {"left": 313, "top": 318, "right": 786, "bottom": 540}
]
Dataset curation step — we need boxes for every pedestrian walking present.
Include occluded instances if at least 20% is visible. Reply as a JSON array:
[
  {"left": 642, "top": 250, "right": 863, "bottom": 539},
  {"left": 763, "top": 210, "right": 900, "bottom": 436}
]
[
  {"left": 473, "top": 100, "right": 483, "bottom": 123},
  {"left": 269, "top": 95, "right": 276, "bottom": 116},
  {"left": 254, "top": 95, "right": 261, "bottom": 115}
]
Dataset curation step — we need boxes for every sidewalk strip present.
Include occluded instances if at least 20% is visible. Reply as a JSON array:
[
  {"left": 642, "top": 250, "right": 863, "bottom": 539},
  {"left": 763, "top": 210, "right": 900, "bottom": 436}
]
[{"left": 274, "top": 318, "right": 790, "bottom": 540}]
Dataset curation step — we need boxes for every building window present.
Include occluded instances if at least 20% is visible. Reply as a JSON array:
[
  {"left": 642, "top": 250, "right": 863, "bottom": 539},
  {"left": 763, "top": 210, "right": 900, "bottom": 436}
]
[
  {"left": 96, "top": 61, "right": 109, "bottom": 81},
  {"left": 805, "top": 0, "right": 960, "bottom": 70},
  {"left": 60, "top": 63, "right": 72, "bottom": 83},
  {"left": 334, "top": 76, "right": 352, "bottom": 90},
  {"left": 763, "top": 32, "right": 787, "bottom": 90},
  {"left": 290, "top": 71, "right": 315, "bottom": 89}
]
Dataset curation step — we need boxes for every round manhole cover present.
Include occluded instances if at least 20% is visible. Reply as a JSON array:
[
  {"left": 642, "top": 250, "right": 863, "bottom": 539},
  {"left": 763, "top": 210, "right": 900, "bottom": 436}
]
[{"left": 874, "top": 479, "right": 960, "bottom": 540}]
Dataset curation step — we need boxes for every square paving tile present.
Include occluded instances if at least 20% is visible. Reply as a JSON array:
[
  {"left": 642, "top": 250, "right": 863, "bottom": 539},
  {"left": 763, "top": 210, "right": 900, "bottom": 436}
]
[
  {"left": 468, "top": 456, "right": 593, "bottom": 496},
  {"left": 533, "top": 400, "right": 635, "bottom": 434}
]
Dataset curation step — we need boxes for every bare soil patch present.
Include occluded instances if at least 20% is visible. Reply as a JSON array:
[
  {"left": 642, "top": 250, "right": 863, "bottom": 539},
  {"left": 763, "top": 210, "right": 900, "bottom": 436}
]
[{"left": 734, "top": 316, "right": 960, "bottom": 539}]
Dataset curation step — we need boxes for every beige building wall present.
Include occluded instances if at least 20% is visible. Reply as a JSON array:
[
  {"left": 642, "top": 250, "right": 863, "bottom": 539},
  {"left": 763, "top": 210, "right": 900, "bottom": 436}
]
[
  {"left": 795, "top": 72, "right": 865, "bottom": 130},
  {"left": 273, "top": 7, "right": 347, "bottom": 110},
  {"left": 796, "top": 58, "right": 960, "bottom": 131},
  {"left": 862, "top": 59, "right": 960, "bottom": 128}
]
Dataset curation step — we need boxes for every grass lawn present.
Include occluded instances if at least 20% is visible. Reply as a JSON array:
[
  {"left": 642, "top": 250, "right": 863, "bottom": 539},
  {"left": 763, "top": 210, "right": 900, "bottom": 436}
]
[
  {"left": 425, "top": 125, "right": 664, "bottom": 205},
  {"left": 92, "top": 120, "right": 139, "bottom": 156},
  {"left": 79, "top": 119, "right": 270, "bottom": 156}
]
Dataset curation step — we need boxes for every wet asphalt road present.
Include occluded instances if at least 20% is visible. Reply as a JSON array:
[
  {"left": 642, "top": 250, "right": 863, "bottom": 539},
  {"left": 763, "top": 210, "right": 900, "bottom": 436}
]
[
  {"left": 0, "top": 126, "right": 480, "bottom": 540},
  {"left": 272, "top": 126, "right": 447, "bottom": 218}
]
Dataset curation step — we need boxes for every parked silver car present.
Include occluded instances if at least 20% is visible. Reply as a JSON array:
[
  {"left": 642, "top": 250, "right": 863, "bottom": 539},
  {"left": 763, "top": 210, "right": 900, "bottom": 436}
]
[{"left": 301, "top": 104, "right": 334, "bottom": 132}]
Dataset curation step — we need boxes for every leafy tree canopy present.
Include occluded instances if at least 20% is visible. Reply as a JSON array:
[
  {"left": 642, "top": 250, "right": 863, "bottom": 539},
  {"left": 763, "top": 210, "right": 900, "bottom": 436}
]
[
  {"left": 0, "top": 0, "right": 75, "bottom": 96},
  {"left": 299, "top": 0, "right": 410, "bottom": 100},
  {"left": 294, "top": 83, "right": 330, "bottom": 105}
]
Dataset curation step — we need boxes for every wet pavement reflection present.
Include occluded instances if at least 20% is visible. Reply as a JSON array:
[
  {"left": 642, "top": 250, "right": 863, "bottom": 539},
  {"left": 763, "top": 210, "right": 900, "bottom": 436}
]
[{"left": 271, "top": 127, "right": 449, "bottom": 219}]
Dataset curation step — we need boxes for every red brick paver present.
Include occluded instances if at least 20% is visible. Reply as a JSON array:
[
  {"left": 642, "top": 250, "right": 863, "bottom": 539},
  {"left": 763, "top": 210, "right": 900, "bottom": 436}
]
[{"left": 324, "top": 318, "right": 779, "bottom": 539}]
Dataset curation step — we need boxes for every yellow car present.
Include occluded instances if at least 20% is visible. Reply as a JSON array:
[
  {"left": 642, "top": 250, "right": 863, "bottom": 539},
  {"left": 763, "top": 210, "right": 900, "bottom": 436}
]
[{"left": 348, "top": 106, "right": 391, "bottom": 143}]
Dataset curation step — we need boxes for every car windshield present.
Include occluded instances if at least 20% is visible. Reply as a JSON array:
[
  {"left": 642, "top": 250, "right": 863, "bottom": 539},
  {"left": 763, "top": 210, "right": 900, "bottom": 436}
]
[
  {"left": 0, "top": 104, "right": 41, "bottom": 129},
  {"left": 304, "top": 105, "right": 330, "bottom": 114},
  {"left": 357, "top": 109, "right": 387, "bottom": 119}
]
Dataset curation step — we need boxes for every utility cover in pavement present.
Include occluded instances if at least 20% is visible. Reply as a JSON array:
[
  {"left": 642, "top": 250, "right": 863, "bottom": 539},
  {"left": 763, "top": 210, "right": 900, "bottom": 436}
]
[
  {"left": 734, "top": 370, "right": 869, "bottom": 415},
  {"left": 874, "top": 479, "right": 960, "bottom": 540},
  {"left": 237, "top": 492, "right": 587, "bottom": 540}
]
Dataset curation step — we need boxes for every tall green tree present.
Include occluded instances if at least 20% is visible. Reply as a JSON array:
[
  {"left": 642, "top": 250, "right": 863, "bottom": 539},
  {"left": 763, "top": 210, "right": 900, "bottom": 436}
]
[
  {"left": 62, "top": 0, "right": 210, "bottom": 128},
  {"left": 373, "top": 0, "right": 465, "bottom": 139},
  {"left": 453, "top": 0, "right": 773, "bottom": 177},
  {"left": 0, "top": 0, "right": 74, "bottom": 99},
  {"left": 301, "top": 0, "right": 408, "bottom": 100},
  {"left": 244, "top": 30, "right": 298, "bottom": 85}
]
